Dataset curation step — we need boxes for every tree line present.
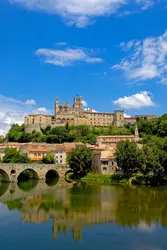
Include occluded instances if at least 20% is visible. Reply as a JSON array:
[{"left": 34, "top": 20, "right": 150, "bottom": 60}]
[
  {"left": 116, "top": 114, "right": 167, "bottom": 185},
  {"left": 4, "top": 124, "right": 131, "bottom": 145}
]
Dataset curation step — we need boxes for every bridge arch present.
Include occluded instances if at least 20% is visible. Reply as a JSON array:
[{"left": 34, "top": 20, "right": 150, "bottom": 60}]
[
  {"left": 45, "top": 169, "right": 59, "bottom": 186},
  {"left": 0, "top": 169, "right": 10, "bottom": 182},
  {"left": 0, "top": 182, "right": 10, "bottom": 197},
  {"left": 17, "top": 168, "right": 39, "bottom": 182}
]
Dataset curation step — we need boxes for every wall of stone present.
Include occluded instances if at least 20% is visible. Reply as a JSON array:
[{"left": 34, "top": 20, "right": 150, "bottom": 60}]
[{"left": 0, "top": 163, "right": 70, "bottom": 182}]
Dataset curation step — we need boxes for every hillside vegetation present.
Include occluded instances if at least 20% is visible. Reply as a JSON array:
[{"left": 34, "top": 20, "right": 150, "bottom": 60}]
[{"left": 4, "top": 124, "right": 132, "bottom": 145}]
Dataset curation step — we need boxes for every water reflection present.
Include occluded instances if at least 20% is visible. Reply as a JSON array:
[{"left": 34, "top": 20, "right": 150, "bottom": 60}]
[{"left": 0, "top": 181, "right": 167, "bottom": 242}]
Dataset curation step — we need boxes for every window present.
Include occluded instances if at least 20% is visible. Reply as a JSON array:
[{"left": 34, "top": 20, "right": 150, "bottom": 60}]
[
  {"left": 38, "top": 153, "right": 41, "bottom": 156},
  {"left": 60, "top": 155, "right": 62, "bottom": 158},
  {"left": 60, "top": 160, "right": 62, "bottom": 163},
  {"left": 103, "top": 167, "right": 107, "bottom": 171},
  {"left": 101, "top": 161, "right": 108, "bottom": 165},
  {"left": 56, "top": 156, "right": 58, "bottom": 159}
]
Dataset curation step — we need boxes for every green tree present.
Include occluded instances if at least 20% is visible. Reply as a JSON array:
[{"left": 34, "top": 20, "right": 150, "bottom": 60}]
[
  {"left": 2, "top": 148, "right": 32, "bottom": 163},
  {"left": 6, "top": 124, "right": 24, "bottom": 142},
  {"left": 42, "top": 153, "right": 55, "bottom": 164},
  {"left": 116, "top": 141, "right": 141, "bottom": 175},
  {"left": 141, "top": 145, "right": 165, "bottom": 183},
  {"left": 67, "top": 146, "right": 92, "bottom": 176}
]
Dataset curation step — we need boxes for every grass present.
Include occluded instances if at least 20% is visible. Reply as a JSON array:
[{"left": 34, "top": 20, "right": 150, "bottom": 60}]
[
  {"left": 81, "top": 173, "right": 129, "bottom": 185},
  {"left": 66, "top": 172, "right": 129, "bottom": 185}
]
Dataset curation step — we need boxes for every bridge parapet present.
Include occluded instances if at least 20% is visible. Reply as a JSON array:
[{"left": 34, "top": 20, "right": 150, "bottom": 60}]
[{"left": 0, "top": 163, "right": 71, "bottom": 182}]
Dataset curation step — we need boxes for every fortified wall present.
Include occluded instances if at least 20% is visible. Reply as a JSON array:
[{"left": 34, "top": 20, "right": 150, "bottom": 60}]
[{"left": 24, "top": 96, "right": 124, "bottom": 133}]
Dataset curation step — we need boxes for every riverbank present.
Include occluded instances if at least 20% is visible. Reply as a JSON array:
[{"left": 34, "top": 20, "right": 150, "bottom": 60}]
[
  {"left": 66, "top": 173, "right": 129, "bottom": 185},
  {"left": 66, "top": 172, "right": 167, "bottom": 186}
]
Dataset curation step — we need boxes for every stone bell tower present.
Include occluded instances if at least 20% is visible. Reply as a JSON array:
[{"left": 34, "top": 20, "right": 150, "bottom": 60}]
[
  {"left": 135, "top": 125, "right": 140, "bottom": 142},
  {"left": 73, "top": 96, "right": 83, "bottom": 110},
  {"left": 54, "top": 98, "right": 59, "bottom": 117}
]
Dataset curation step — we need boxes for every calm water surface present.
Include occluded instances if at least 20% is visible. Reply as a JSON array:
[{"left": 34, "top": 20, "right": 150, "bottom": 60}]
[{"left": 0, "top": 179, "right": 167, "bottom": 250}]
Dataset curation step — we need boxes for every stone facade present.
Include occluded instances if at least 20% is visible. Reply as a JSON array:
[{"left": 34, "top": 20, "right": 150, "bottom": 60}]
[
  {"left": 0, "top": 163, "right": 70, "bottom": 182},
  {"left": 24, "top": 96, "right": 124, "bottom": 133},
  {"left": 96, "top": 126, "right": 140, "bottom": 146},
  {"left": 91, "top": 126, "right": 140, "bottom": 175}
]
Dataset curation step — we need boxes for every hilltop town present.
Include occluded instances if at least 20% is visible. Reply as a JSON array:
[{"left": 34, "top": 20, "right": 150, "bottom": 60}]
[
  {"left": 0, "top": 96, "right": 161, "bottom": 179},
  {"left": 24, "top": 95, "right": 158, "bottom": 133}
]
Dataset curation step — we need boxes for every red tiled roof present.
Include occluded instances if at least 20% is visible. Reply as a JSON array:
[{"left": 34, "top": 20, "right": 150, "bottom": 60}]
[
  {"left": 97, "top": 135, "right": 134, "bottom": 138},
  {"left": 26, "top": 148, "right": 52, "bottom": 153},
  {"left": 54, "top": 144, "right": 65, "bottom": 151}
]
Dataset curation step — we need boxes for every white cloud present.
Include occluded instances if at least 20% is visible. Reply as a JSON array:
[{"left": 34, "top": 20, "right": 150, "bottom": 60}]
[
  {"left": 124, "top": 113, "right": 131, "bottom": 118},
  {"left": 84, "top": 108, "right": 97, "bottom": 112},
  {"left": 0, "top": 94, "right": 50, "bottom": 135},
  {"left": 113, "top": 91, "right": 155, "bottom": 109},
  {"left": 112, "top": 29, "right": 167, "bottom": 83},
  {"left": 138, "top": 221, "right": 156, "bottom": 233},
  {"left": 9, "top": 0, "right": 162, "bottom": 27},
  {"left": 55, "top": 42, "right": 67, "bottom": 46},
  {"left": 25, "top": 99, "right": 36, "bottom": 105},
  {"left": 82, "top": 100, "right": 88, "bottom": 107},
  {"left": 136, "top": 0, "right": 160, "bottom": 10},
  {"left": 35, "top": 47, "right": 103, "bottom": 67},
  {"left": 37, "top": 107, "right": 48, "bottom": 113}
]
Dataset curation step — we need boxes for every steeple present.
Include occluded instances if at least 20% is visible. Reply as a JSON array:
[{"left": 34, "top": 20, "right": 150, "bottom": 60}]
[{"left": 135, "top": 125, "right": 139, "bottom": 141}]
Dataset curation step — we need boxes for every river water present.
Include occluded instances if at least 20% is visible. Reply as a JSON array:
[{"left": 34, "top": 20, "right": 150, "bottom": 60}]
[{"left": 0, "top": 179, "right": 167, "bottom": 250}]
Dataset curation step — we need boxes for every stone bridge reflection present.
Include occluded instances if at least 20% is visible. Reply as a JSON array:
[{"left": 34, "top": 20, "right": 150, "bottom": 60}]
[
  {"left": 1, "top": 182, "right": 167, "bottom": 241},
  {"left": 0, "top": 182, "right": 117, "bottom": 241},
  {"left": 0, "top": 179, "right": 71, "bottom": 203}
]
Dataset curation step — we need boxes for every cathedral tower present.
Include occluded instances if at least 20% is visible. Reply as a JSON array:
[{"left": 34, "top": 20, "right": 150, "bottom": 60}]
[
  {"left": 114, "top": 110, "right": 124, "bottom": 127},
  {"left": 73, "top": 96, "right": 83, "bottom": 110},
  {"left": 55, "top": 98, "right": 59, "bottom": 117}
]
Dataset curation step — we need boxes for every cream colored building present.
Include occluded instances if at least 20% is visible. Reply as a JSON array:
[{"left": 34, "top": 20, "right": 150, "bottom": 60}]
[
  {"left": 23, "top": 148, "right": 52, "bottom": 161},
  {"left": 96, "top": 126, "right": 140, "bottom": 146},
  {"left": 53, "top": 145, "right": 66, "bottom": 165},
  {"left": 91, "top": 126, "right": 140, "bottom": 175},
  {"left": 91, "top": 146, "right": 119, "bottom": 175},
  {"left": 24, "top": 96, "right": 124, "bottom": 133}
]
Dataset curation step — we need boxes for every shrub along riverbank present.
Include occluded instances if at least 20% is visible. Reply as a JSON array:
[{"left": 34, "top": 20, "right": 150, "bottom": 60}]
[
  {"left": 66, "top": 172, "right": 167, "bottom": 186},
  {"left": 66, "top": 172, "right": 129, "bottom": 185}
]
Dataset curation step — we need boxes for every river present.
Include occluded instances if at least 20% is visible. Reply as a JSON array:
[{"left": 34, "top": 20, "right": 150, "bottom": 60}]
[{"left": 0, "top": 179, "right": 167, "bottom": 250}]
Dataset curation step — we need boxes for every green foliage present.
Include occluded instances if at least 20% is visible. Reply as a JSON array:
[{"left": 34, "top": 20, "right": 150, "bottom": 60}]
[
  {"left": 18, "top": 180, "right": 38, "bottom": 191},
  {"left": 2, "top": 148, "right": 32, "bottom": 163},
  {"left": 116, "top": 140, "right": 167, "bottom": 185},
  {"left": 67, "top": 146, "right": 92, "bottom": 176},
  {"left": 5, "top": 199, "right": 23, "bottom": 211},
  {"left": 0, "top": 137, "right": 5, "bottom": 143},
  {"left": 5, "top": 124, "right": 132, "bottom": 145},
  {"left": 42, "top": 153, "right": 55, "bottom": 164},
  {"left": 116, "top": 141, "right": 141, "bottom": 175},
  {"left": 115, "top": 114, "right": 167, "bottom": 185},
  {"left": 81, "top": 173, "right": 129, "bottom": 184}
]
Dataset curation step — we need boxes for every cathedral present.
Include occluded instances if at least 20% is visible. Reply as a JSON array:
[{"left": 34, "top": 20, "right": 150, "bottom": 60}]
[{"left": 24, "top": 96, "right": 124, "bottom": 133}]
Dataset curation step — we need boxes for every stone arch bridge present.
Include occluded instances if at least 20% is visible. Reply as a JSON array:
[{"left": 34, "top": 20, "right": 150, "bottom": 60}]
[{"left": 0, "top": 164, "right": 71, "bottom": 182}]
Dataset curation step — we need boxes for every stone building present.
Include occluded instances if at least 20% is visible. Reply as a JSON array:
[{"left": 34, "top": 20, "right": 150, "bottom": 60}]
[
  {"left": 24, "top": 96, "right": 124, "bottom": 133},
  {"left": 96, "top": 125, "right": 140, "bottom": 146},
  {"left": 91, "top": 126, "right": 140, "bottom": 175}
]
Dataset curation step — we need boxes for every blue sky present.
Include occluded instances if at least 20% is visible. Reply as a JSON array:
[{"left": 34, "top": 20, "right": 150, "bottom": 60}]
[{"left": 0, "top": 0, "right": 167, "bottom": 134}]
